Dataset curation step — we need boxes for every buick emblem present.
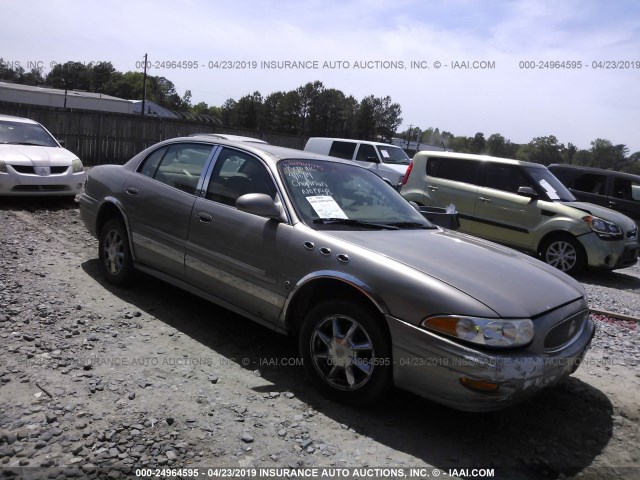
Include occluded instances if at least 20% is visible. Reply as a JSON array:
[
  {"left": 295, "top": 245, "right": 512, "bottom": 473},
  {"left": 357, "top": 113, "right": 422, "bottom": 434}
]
[{"left": 567, "top": 318, "right": 578, "bottom": 338}]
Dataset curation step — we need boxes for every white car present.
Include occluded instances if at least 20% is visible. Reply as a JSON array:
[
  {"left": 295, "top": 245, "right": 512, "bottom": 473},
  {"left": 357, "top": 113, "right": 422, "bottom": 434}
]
[
  {"left": 303, "top": 137, "right": 410, "bottom": 189},
  {"left": 0, "top": 114, "right": 86, "bottom": 198}
]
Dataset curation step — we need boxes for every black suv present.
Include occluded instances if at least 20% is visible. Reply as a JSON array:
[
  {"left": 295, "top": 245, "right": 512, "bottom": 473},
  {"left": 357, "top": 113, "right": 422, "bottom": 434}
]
[{"left": 549, "top": 164, "right": 640, "bottom": 226}]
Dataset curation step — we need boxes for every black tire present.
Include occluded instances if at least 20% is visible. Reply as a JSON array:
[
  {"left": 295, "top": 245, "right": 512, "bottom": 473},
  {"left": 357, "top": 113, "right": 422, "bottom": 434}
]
[
  {"left": 299, "top": 300, "right": 392, "bottom": 405},
  {"left": 98, "top": 218, "right": 135, "bottom": 285},
  {"left": 539, "top": 234, "right": 586, "bottom": 275}
]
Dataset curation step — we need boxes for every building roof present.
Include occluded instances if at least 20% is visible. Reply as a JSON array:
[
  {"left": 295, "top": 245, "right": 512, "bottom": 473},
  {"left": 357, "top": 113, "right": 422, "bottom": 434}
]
[{"left": 0, "top": 81, "right": 129, "bottom": 102}]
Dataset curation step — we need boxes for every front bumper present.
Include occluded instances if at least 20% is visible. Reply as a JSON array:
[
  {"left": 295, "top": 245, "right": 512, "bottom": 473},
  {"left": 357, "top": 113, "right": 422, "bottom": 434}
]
[
  {"left": 388, "top": 310, "right": 595, "bottom": 412},
  {"left": 0, "top": 168, "right": 86, "bottom": 196},
  {"left": 578, "top": 232, "right": 639, "bottom": 270}
]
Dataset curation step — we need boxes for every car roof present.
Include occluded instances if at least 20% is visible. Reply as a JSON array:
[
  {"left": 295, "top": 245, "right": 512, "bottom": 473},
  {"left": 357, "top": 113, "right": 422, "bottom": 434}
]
[
  {"left": 0, "top": 114, "right": 39, "bottom": 125},
  {"left": 159, "top": 136, "right": 354, "bottom": 166},
  {"left": 414, "top": 150, "right": 546, "bottom": 169},
  {"left": 189, "top": 133, "right": 269, "bottom": 144},
  {"left": 548, "top": 163, "right": 640, "bottom": 181},
  {"left": 307, "top": 137, "right": 401, "bottom": 148}
]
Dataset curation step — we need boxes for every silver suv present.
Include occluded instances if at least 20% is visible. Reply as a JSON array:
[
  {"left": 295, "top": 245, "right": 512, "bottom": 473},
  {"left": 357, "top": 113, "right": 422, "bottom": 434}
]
[{"left": 401, "top": 151, "right": 639, "bottom": 275}]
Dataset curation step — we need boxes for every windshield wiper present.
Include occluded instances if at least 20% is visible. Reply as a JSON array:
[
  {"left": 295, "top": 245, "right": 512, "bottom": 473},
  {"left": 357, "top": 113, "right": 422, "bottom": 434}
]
[
  {"left": 313, "top": 218, "right": 399, "bottom": 230},
  {"left": 385, "top": 221, "right": 435, "bottom": 229}
]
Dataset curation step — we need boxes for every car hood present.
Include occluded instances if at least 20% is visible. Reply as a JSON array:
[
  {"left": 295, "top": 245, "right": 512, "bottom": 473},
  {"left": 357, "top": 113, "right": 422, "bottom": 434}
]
[
  {"left": 0, "top": 145, "right": 76, "bottom": 165},
  {"left": 326, "top": 228, "right": 585, "bottom": 318},
  {"left": 380, "top": 162, "right": 409, "bottom": 174},
  {"left": 562, "top": 201, "right": 637, "bottom": 230}
]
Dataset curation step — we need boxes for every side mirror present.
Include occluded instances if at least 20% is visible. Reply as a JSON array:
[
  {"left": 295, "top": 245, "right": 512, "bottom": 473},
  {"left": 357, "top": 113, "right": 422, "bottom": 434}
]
[
  {"left": 236, "top": 193, "right": 282, "bottom": 219},
  {"left": 518, "top": 186, "right": 539, "bottom": 200}
]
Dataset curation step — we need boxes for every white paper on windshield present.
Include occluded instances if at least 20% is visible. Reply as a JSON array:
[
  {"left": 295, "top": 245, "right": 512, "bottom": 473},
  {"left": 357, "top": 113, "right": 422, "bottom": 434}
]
[
  {"left": 306, "top": 196, "right": 348, "bottom": 219},
  {"left": 380, "top": 150, "right": 390, "bottom": 158},
  {"left": 539, "top": 179, "right": 560, "bottom": 200}
]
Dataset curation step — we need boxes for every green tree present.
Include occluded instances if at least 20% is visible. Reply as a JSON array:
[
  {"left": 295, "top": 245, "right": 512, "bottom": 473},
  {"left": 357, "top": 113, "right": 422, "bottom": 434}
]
[
  {"left": 590, "top": 138, "right": 629, "bottom": 170},
  {"left": 469, "top": 132, "right": 486, "bottom": 154},
  {"left": 516, "top": 136, "right": 564, "bottom": 165}
]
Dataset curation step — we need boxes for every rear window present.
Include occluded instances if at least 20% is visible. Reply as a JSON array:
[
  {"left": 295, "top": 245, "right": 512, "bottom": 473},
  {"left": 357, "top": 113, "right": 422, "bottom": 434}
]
[{"left": 427, "top": 157, "right": 480, "bottom": 185}]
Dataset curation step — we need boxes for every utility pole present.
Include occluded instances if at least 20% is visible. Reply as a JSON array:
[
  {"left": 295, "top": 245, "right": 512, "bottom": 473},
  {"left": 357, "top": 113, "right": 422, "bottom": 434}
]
[
  {"left": 141, "top": 53, "right": 148, "bottom": 117},
  {"left": 406, "top": 125, "right": 413, "bottom": 149}
]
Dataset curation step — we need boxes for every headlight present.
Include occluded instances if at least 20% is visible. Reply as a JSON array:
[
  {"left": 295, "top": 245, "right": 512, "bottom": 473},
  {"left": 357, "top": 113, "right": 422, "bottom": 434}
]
[
  {"left": 582, "top": 215, "right": 622, "bottom": 239},
  {"left": 72, "top": 158, "right": 84, "bottom": 173},
  {"left": 422, "top": 315, "right": 534, "bottom": 348},
  {"left": 0, "top": 160, "right": 7, "bottom": 173}
]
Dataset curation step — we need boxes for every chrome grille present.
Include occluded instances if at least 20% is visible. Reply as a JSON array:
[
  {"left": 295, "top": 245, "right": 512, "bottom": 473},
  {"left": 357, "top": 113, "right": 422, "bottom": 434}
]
[{"left": 544, "top": 310, "right": 589, "bottom": 351}]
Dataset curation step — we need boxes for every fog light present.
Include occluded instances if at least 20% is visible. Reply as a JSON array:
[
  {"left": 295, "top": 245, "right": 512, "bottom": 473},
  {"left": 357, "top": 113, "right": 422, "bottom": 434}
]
[{"left": 460, "top": 377, "right": 500, "bottom": 392}]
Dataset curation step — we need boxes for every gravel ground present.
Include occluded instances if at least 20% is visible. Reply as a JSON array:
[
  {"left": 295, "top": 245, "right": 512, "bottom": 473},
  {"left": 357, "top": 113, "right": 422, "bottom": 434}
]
[{"left": 0, "top": 198, "right": 639, "bottom": 480}]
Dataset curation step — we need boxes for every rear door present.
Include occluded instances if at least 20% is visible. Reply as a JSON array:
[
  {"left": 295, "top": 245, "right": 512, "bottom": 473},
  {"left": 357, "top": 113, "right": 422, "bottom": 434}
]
[
  {"left": 424, "top": 156, "right": 480, "bottom": 233},
  {"left": 123, "top": 142, "right": 215, "bottom": 279}
]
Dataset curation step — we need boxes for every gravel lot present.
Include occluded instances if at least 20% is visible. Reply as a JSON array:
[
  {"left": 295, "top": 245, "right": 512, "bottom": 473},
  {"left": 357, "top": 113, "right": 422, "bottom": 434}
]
[{"left": 0, "top": 198, "right": 639, "bottom": 480}]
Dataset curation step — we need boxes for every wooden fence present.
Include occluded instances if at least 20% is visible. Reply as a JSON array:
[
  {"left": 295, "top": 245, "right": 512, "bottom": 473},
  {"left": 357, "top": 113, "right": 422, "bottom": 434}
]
[{"left": 0, "top": 102, "right": 306, "bottom": 165}]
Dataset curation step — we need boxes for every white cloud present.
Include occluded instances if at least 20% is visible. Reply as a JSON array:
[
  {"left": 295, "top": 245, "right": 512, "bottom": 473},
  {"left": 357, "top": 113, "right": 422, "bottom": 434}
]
[{"left": 2, "top": 0, "right": 640, "bottom": 152}]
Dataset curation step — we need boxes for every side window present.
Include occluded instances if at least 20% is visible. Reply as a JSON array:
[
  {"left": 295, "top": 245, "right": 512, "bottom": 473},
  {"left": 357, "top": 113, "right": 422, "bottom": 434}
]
[
  {"left": 427, "top": 157, "right": 480, "bottom": 185},
  {"left": 482, "top": 164, "right": 533, "bottom": 194},
  {"left": 355, "top": 144, "right": 378, "bottom": 161},
  {"left": 139, "top": 143, "right": 213, "bottom": 195},
  {"left": 613, "top": 178, "right": 638, "bottom": 201},
  {"left": 329, "top": 141, "right": 356, "bottom": 160},
  {"left": 574, "top": 173, "right": 607, "bottom": 195},
  {"left": 205, "top": 148, "right": 276, "bottom": 207},
  {"left": 138, "top": 146, "right": 168, "bottom": 178}
]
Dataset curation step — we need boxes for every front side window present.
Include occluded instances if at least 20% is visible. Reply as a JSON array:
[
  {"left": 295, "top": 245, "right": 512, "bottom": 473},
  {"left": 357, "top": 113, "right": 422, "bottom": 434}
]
[
  {"left": 482, "top": 164, "right": 534, "bottom": 194},
  {"left": 137, "top": 143, "right": 213, "bottom": 194},
  {"left": 205, "top": 148, "right": 277, "bottom": 207},
  {"left": 355, "top": 144, "right": 378, "bottom": 162},
  {"left": 613, "top": 178, "right": 639, "bottom": 201},
  {"left": 279, "top": 159, "right": 432, "bottom": 230}
]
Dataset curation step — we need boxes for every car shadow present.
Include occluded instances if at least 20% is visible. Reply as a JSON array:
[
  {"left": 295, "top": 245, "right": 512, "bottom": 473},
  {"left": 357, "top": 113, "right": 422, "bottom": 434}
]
[
  {"left": 0, "top": 196, "right": 78, "bottom": 211},
  {"left": 81, "top": 259, "right": 614, "bottom": 479},
  {"left": 575, "top": 266, "right": 640, "bottom": 291}
]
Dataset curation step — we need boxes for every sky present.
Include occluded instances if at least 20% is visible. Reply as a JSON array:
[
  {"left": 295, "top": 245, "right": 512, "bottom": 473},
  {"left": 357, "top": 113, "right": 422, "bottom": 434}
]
[{"left": 3, "top": 0, "right": 640, "bottom": 153}]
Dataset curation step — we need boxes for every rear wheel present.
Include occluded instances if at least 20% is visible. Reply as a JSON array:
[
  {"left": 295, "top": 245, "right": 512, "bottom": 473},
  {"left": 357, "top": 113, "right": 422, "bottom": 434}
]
[
  {"left": 539, "top": 234, "right": 586, "bottom": 275},
  {"left": 98, "top": 218, "right": 134, "bottom": 285},
  {"left": 299, "top": 300, "right": 392, "bottom": 405}
]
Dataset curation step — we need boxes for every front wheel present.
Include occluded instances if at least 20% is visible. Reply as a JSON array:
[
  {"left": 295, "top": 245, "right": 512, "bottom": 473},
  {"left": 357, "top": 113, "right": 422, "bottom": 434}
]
[
  {"left": 299, "top": 300, "right": 392, "bottom": 405},
  {"left": 98, "top": 218, "right": 135, "bottom": 285},
  {"left": 539, "top": 235, "right": 586, "bottom": 275}
]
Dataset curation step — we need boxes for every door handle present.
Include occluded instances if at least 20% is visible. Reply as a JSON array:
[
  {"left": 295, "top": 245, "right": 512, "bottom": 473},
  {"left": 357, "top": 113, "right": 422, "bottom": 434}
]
[
  {"left": 427, "top": 185, "right": 439, "bottom": 191},
  {"left": 197, "top": 212, "right": 213, "bottom": 223},
  {"left": 125, "top": 187, "right": 138, "bottom": 195},
  {"left": 609, "top": 201, "right": 617, "bottom": 206},
  {"left": 479, "top": 196, "right": 492, "bottom": 203}
]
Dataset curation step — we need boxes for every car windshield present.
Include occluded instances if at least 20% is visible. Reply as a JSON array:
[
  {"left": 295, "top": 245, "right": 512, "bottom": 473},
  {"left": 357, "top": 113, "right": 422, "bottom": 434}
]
[
  {"left": 0, "top": 120, "right": 59, "bottom": 147},
  {"left": 525, "top": 166, "right": 576, "bottom": 202},
  {"left": 279, "top": 159, "right": 433, "bottom": 230},
  {"left": 376, "top": 145, "right": 411, "bottom": 165}
]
